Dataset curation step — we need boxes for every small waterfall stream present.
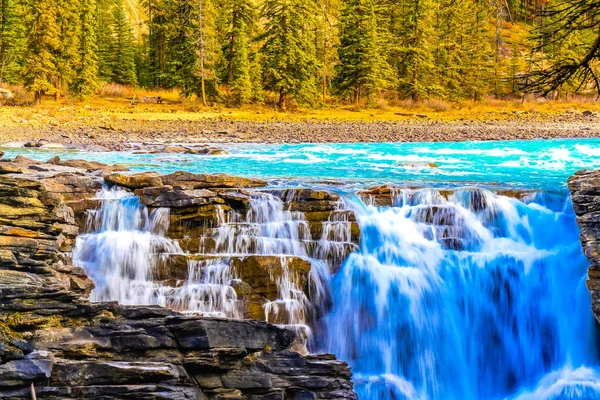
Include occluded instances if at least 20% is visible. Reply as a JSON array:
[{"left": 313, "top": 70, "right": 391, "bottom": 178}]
[{"left": 72, "top": 185, "right": 600, "bottom": 399}]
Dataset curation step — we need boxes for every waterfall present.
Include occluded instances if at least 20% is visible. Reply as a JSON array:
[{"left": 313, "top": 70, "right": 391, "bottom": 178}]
[
  {"left": 72, "top": 184, "right": 600, "bottom": 399},
  {"left": 323, "top": 188, "right": 600, "bottom": 399},
  {"left": 72, "top": 188, "right": 352, "bottom": 332}
]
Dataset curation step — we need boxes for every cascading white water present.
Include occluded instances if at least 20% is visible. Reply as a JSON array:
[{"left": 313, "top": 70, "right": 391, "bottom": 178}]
[
  {"left": 74, "top": 189, "right": 184, "bottom": 306},
  {"left": 158, "top": 258, "right": 242, "bottom": 318},
  {"left": 200, "top": 191, "right": 353, "bottom": 325},
  {"left": 72, "top": 184, "right": 600, "bottom": 400},
  {"left": 323, "top": 187, "right": 600, "bottom": 400},
  {"left": 73, "top": 188, "right": 353, "bottom": 331}
]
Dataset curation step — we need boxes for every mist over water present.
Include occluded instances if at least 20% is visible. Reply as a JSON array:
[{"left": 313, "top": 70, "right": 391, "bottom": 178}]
[{"left": 46, "top": 139, "right": 600, "bottom": 399}]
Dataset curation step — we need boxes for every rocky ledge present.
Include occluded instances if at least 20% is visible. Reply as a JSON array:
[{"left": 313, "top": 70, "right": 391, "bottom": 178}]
[
  {"left": 569, "top": 170, "right": 600, "bottom": 323},
  {"left": 0, "top": 155, "right": 358, "bottom": 399}
]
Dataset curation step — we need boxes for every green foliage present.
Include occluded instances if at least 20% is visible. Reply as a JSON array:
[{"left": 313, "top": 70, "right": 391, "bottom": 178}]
[
  {"left": 0, "top": 0, "right": 24, "bottom": 84},
  {"left": 260, "top": 0, "right": 320, "bottom": 108},
  {"left": 12, "top": 0, "right": 600, "bottom": 104},
  {"left": 335, "top": 0, "right": 393, "bottom": 104},
  {"left": 111, "top": 0, "right": 137, "bottom": 85},
  {"left": 219, "top": 0, "right": 256, "bottom": 105},
  {"left": 96, "top": 0, "right": 116, "bottom": 82},
  {"left": 75, "top": 0, "right": 100, "bottom": 96},
  {"left": 22, "top": 0, "right": 61, "bottom": 101},
  {"left": 55, "top": 0, "right": 82, "bottom": 97}
]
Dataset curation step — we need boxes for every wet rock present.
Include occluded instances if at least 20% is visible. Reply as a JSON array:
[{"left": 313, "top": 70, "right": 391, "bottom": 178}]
[
  {"left": 0, "top": 358, "right": 52, "bottom": 386},
  {"left": 0, "top": 167, "right": 357, "bottom": 400},
  {"left": 136, "top": 186, "right": 218, "bottom": 208},
  {"left": 162, "top": 171, "right": 267, "bottom": 189},
  {"left": 105, "top": 172, "right": 163, "bottom": 189},
  {"left": 153, "top": 254, "right": 313, "bottom": 321},
  {"left": 51, "top": 361, "right": 186, "bottom": 386},
  {"left": 47, "top": 156, "right": 128, "bottom": 172},
  {"left": 164, "top": 145, "right": 190, "bottom": 154},
  {"left": 167, "top": 317, "right": 295, "bottom": 352},
  {"left": 231, "top": 256, "right": 312, "bottom": 301},
  {"left": 569, "top": 169, "right": 600, "bottom": 323},
  {"left": 0, "top": 162, "right": 25, "bottom": 174}
]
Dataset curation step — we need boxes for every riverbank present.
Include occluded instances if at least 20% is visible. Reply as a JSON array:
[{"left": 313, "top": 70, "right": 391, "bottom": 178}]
[
  {"left": 0, "top": 100, "right": 599, "bottom": 149},
  {"left": 2, "top": 118, "right": 600, "bottom": 150}
]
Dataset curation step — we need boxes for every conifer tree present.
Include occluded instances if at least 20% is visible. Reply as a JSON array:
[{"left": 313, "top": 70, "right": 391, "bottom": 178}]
[
  {"left": 260, "top": 0, "right": 320, "bottom": 109},
  {"left": 142, "top": 0, "right": 168, "bottom": 87},
  {"left": 111, "top": 0, "right": 137, "bottom": 85},
  {"left": 391, "top": 0, "right": 438, "bottom": 100},
  {"left": 164, "top": 0, "right": 197, "bottom": 94},
  {"left": 22, "top": 0, "right": 60, "bottom": 102},
  {"left": 316, "top": 0, "right": 340, "bottom": 101},
  {"left": 75, "top": 0, "right": 99, "bottom": 96},
  {"left": 432, "top": 0, "right": 494, "bottom": 100},
  {"left": 96, "top": 0, "right": 116, "bottom": 82},
  {"left": 335, "top": 0, "right": 393, "bottom": 105},
  {"left": 229, "top": 21, "right": 253, "bottom": 105},
  {"left": 220, "top": 0, "right": 255, "bottom": 105},
  {"left": 0, "top": 0, "right": 23, "bottom": 84},
  {"left": 249, "top": 51, "right": 264, "bottom": 103},
  {"left": 196, "top": 0, "right": 220, "bottom": 102},
  {"left": 55, "top": 0, "right": 81, "bottom": 98}
]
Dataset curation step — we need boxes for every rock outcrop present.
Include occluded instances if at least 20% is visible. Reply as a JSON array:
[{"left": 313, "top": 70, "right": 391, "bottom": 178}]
[
  {"left": 0, "top": 158, "right": 358, "bottom": 399},
  {"left": 569, "top": 170, "right": 600, "bottom": 323}
]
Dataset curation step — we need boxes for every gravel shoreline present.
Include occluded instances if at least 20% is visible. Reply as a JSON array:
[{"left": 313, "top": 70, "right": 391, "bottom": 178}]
[{"left": 1, "top": 118, "right": 599, "bottom": 151}]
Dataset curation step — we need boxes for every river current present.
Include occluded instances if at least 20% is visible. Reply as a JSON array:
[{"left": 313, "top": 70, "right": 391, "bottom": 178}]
[{"left": 6, "top": 138, "right": 600, "bottom": 399}]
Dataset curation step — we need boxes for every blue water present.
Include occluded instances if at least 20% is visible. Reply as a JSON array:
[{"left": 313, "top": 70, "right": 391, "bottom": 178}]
[
  {"left": 4, "top": 138, "right": 600, "bottom": 190},
  {"left": 6, "top": 138, "right": 600, "bottom": 399},
  {"left": 324, "top": 190, "right": 598, "bottom": 399}
]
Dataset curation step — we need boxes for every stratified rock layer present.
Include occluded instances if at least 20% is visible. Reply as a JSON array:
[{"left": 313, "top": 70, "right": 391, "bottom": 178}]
[
  {"left": 569, "top": 170, "right": 600, "bottom": 323},
  {"left": 0, "top": 159, "right": 357, "bottom": 399}
]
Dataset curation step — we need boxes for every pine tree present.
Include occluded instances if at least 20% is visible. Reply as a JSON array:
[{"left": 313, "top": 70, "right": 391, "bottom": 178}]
[
  {"left": 432, "top": 0, "right": 494, "bottom": 100},
  {"left": 335, "top": 0, "right": 393, "bottom": 105},
  {"left": 111, "top": 0, "right": 137, "bottom": 85},
  {"left": 75, "top": 0, "right": 99, "bottom": 96},
  {"left": 96, "top": 0, "right": 116, "bottom": 82},
  {"left": 220, "top": 0, "right": 255, "bottom": 105},
  {"left": 249, "top": 51, "right": 264, "bottom": 103},
  {"left": 0, "top": 0, "right": 24, "bottom": 84},
  {"left": 316, "top": 0, "right": 341, "bottom": 101},
  {"left": 141, "top": 0, "right": 168, "bottom": 87},
  {"left": 260, "top": 0, "right": 320, "bottom": 109},
  {"left": 164, "top": 0, "right": 197, "bottom": 95},
  {"left": 391, "top": 0, "right": 439, "bottom": 100},
  {"left": 22, "top": 0, "right": 61, "bottom": 102},
  {"left": 55, "top": 0, "right": 81, "bottom": 99},
  {"left": 229, "top": 21, "right": 253, "bottom": 105}
]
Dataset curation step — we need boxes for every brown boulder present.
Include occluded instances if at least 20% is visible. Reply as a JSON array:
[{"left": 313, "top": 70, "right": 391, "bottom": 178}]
[
  {"left": 47, "top": 157, "right": 128, "bottom": 173},
  {"left": 136, "top": 186, "right": 217, "bottom": 208},
  {"left": 231, "top": 256, "right": 312, "bottom": 301},
  {"left": 105, "top": 172, "right": 163, "bottom": 189},
  {"left": 162, "top": 171, "right": 266, "bottom": 189}
]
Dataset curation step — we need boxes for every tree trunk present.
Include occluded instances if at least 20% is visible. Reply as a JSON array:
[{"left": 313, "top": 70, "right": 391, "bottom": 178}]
[
  {"left": 201, "top": 75, "right": 207, "bottom": 107},
  {"left": 198, "top": 0, "right": 207, "bottom": 107},
  {"left": 278, "top": 87, "right": 286, "bottom": 110}
]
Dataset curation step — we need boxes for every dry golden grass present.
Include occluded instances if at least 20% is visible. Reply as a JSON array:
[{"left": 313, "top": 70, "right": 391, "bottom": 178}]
[{"left": 0, "top": 84, "right": 598, "bottom": 131}]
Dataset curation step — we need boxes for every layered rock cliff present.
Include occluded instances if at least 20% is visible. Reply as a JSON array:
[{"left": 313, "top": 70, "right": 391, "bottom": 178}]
[
  {"left": 569, "top": 170, "right": 600, "bottom": 323},
  {"left": 0, "top": 156, "right": 357, "bottom": 399}
]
